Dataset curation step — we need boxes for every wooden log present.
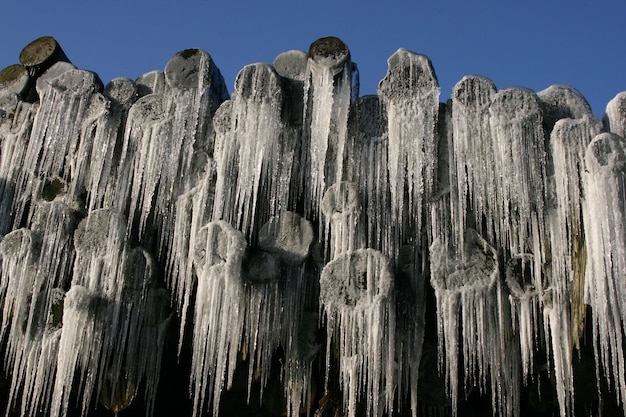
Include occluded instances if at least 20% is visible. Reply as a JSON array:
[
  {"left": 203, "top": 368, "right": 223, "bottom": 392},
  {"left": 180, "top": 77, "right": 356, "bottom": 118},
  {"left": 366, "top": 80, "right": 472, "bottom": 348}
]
[
  {"left": 273, "top": 50, "right": 308, "bottom": 81},
  {"left": 19, "top": 36, "right": 71, "bottom": 78},
  {"left": 135, "top": 70, "right": 166, "bottom": 96},
  {"left": 308, "top": 36, "right": 350, "bottom": 71},
  {"left": 0, "top": 64, "right": 32, "bottom": 98},
  {"left": 104, "top": 77, "right": 138, "bottom": 108}
]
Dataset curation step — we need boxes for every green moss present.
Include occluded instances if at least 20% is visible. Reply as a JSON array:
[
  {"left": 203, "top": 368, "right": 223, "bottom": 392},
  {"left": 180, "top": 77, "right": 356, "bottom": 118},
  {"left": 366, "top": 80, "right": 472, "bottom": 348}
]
[
  {"left": 0, "top": 64, "right": 27, "bottom": 84},
  {"left": 308, "top": 36, "right": 349, "bottom": 59},
  {"left": 19, "top": 36, "right": 57, "bottom": 66}
]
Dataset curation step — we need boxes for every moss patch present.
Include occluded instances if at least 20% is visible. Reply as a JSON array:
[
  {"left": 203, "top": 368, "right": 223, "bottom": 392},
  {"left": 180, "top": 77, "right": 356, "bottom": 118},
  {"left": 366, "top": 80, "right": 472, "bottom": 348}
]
[{"left": 308, "top": 36, "right": 349, "bottom": 59}]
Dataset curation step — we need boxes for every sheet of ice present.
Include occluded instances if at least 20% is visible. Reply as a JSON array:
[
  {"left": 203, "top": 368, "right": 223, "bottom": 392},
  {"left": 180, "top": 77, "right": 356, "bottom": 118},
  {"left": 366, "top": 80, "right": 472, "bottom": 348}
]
[
  {"left": 320, "top": 248, "right": 395, "bottom": 417},
  {"left": 582, "top": 132, "right": 626, "bottom": 409}
]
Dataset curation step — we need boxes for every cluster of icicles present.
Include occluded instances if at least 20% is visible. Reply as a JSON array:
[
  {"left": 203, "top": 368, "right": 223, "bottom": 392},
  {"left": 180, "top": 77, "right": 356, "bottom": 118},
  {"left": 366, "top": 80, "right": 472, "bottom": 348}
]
[{"left": 1, "top": 35, "right": 626, "bottom": 417}]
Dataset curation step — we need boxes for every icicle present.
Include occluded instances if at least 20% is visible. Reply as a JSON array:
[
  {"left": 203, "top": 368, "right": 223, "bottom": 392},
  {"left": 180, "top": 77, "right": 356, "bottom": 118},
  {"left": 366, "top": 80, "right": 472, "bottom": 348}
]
[
  {"left": 115, "top": 48, "right": 227, "bottom": 254},
  {"left": 448, "top": 75, "right": 497, "bottom": 250},
  {"left": 168, "top": 99, "right": 229, "bottom": 347},
  {"left": 489, "top": 87, "right": 548, "bottom": 287},
  {"left": 321, "top": 181, "right": 363, "bottom": 259},
  {"left": 431, "top": 229, "right": 520, "bottom": 417},
  {"left": 16, "top": 69, "right": 104, "bottom": 225},
  {"left": 301, "top": 37, "right": 356, "bottom": 220},
  {"left": 506, "top": 254, "right": 540, "bottom": 382},
  {"left": 243, "top": 212, "right": 317, "bottom": 417},
  {"left": 378, "top": 48, "right": 439, "bottom": 247},
  {"left": 346, "top": 94, "right": 426, "bottom": 417},
  {"left": 0, "top": 200, "right": 78, "bottom": 417},
  {"left": 212, "top": 63, "right": 290, "bottom": 238},
  {"left": 344, "top": 96, "right": 392, "bottom": 253},
  {"left": 320, "top": 248, "right": 396, "bottom": 417},
  {"left": 542, "top": 114, "right": 602, "bottom": 417},
  {"left": 51, "top": 208, "right": 170, "bottom": 417},
  {"left": 189, "top": 220, "right": 246, "bottom": 417},
  {"left": 604, "top": 91, "right": 626, "bottom": 138},
  {"left": 0, "top": 97, "right": 38, "bottom": 235},
  {"left": 582, "top": 132, "right": 626, "bottom": 411}
]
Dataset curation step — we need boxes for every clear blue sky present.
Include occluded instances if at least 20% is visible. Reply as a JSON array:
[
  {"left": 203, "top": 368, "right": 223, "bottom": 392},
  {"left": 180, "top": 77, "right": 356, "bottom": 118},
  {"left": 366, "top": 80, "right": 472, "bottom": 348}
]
[{"left": 1, "top": 0, "right": 624, "bottom": 117}]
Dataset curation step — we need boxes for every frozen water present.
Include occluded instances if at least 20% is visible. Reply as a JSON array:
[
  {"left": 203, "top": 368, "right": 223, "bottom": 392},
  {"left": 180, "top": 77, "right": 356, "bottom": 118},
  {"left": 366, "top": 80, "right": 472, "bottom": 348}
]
[
  {"left": 604, "top": 91, "right": 626, "bottom": 138},
  {"left": 301, "top": 37, "right": 356, "bottom": 221},
  {"left": 4, "top": 36, "right": 626, "bottom": 417},
  {"left": 583, "top": 132, "right": 626, "bottom": 409},
  {"left": 320, "top": 248, "right": 395, "bottom": 417},
  {"left": 378, "top": 49, "right": 439, "bottom": 249},
  {"left": 431, "top": 229, "right": 519, "bottom": 417}
]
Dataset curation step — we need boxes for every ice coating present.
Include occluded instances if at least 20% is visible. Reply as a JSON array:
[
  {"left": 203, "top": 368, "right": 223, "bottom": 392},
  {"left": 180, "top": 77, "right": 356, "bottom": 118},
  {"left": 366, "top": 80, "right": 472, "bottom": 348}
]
[
  {"left": 583, "top": 132, "right": 626, "bottom": 410},
  {"left": 538, "top": 84, "right": 593, "bottom": 131},
  {"left": 378, "top": 48, "right": 439, "bottom": 250},
  {"left": 320, "top": 248, "right": 395, "bottom": 417},
  {"left": 448, "top": 75, "right": 497, "bottom": 250},
  {"left": 0, "top": 200, "right": 78, "bottom": 417},
  {"left": 489, "top": 87, "right": 548, "bottom": 283},
  {"left": 212, "top": 63, "right": 291, "bottom": 237},
  {"left": 547, "top": 115, "right": 603, "bottom": 416},
  {"left": 301, "top": 37, "right": 357, "bottom": 220},
  {"left": 190, "top": 220, "right": 246, "bottom": 417},
  {"left": 15, "top": 69, "right": 104, "bottom": 223},
  {"left": 604, "top": 91, "right": 626, "bottom": 138},
  {"left": 430, "top": 229, "right": 520, "bottom": 417},
  {"left": 321, "top": 181, "right": 362, "bottom": 258},
  {"left": 3, "top": 34, "right": 626, "bottom": 417},
  {"left": 258, "top": 211, "right": 314, "bottom": 264},
  {"left": 0, "top": 98, "right": 38, "bottom": 234},
  {"left": 52, "top": 209, "right": 170, "bottom": 417}
]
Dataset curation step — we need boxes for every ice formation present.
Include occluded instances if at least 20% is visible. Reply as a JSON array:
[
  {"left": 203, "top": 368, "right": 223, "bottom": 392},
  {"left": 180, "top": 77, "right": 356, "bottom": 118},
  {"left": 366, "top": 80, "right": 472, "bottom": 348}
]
[
  {"left": 583, "top": 132, "right": 626, "bottom": 409},
  {"left": 430, "top": 229, "right": 520, "bottom": 417},
  {"left": 320, "top": 249, "right": 396, "bottom": 417},
  {"left": 1, "top": 34, "right": 626, "bottom": 417}
]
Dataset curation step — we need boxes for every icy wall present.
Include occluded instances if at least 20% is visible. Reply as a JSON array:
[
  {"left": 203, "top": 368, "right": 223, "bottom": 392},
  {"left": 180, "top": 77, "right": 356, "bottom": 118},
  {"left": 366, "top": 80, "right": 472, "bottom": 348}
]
[{"left": 1, "top": 35, "right": 626, "bottom": 417}]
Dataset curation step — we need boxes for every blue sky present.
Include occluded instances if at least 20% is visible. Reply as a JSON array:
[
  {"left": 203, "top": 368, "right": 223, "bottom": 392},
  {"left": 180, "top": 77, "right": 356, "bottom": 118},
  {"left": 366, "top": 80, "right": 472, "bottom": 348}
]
[{"left": 1, "top": 0, "right": 624, "bottom": 117}]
